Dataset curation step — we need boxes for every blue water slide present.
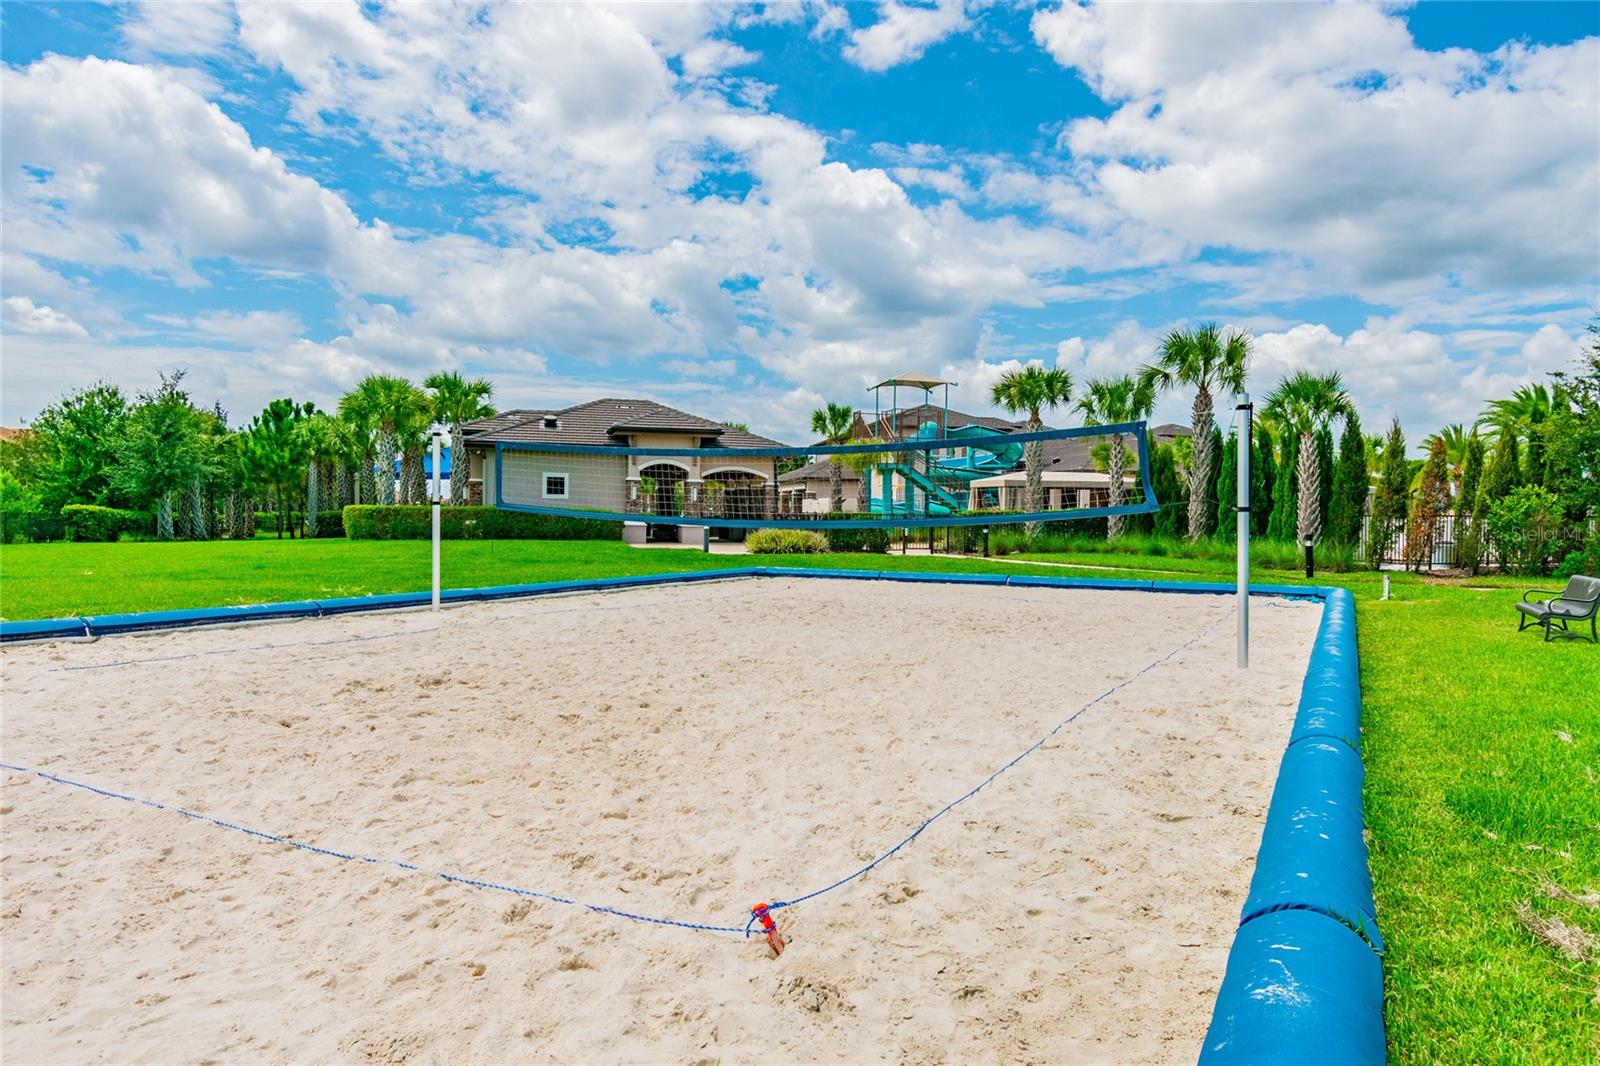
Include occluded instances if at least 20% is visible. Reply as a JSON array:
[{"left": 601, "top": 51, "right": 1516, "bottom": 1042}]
[
  {"left": 871, "top": 462, "right": 959, "bottom": 515},
  {"left": 919, "top": 421, "right": 1023, "bottom": 480}
]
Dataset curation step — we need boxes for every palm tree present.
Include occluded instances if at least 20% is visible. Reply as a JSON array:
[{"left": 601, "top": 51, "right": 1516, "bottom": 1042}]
[
  {"left": 1478, "top": 384, "right": 1556, "bottom": 438},
  {"left": 1075, "top": 374, "right": 1156, "bottom": 538},
  {"left": 1138, "top": 323, "right": 1251, "bottom": 540},
  {"left": 425, "top": 371, "right": 496, "bottom": 506},
  {"left": 1262, "top": 371, "right": 1355, "bottom": 546},
  {"left": 338, "top": 375, "right": 427, "bottom": 506},
  {"left": 809, "top": 401, "right": 857, "bottom": 514},
  {"left": 837, "top": 438, "right": 891, "bottom": 513},
  {"left": 990, "top": 365, "right": 1073, "bottom": 535},
  {"left": 1477, "top": 383, "right": 1565, "bottom": 484},
  {"left": 299, "top": 413, "right": 358, "bottom": 535}
]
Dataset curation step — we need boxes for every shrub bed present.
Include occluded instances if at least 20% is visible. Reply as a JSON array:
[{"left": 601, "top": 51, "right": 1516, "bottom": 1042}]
[
  {"left": 342, "top": 505, "right": 619, "bottom": 541},
  {"left": 746, "top": 529, "right": 828, "bottom": 554},
  {"left": 62, "top": 504, "right": 153, "bottom": 542}
]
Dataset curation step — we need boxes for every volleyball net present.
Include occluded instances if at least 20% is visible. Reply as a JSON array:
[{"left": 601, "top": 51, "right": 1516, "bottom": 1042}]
[{"left": 493, "top": 421, "right": 1157, "bottom": 530}]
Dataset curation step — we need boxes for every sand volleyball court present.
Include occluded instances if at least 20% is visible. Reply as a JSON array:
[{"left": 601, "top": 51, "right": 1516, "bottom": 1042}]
[{"left": 2, "top": 577, "right": 1321, "bottom": 1063}]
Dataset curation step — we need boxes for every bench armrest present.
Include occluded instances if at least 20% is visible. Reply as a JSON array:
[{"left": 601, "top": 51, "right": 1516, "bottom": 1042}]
[
  {"left": 1523, "top": 588, "right": 1560, "bottom": 603},
  {"left": 1552, "top": 594, "right": 1600, "bottom": 615}
]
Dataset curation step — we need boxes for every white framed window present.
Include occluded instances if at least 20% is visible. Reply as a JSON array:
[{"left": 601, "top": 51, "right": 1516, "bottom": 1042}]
[{"left": 543, "top": 473, "right": 570, "bottom": 500}]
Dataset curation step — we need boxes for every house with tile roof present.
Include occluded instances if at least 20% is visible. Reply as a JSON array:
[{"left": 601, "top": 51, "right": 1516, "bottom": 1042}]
[{"left": 461, "top": 399, "right": 787, "bottom": 543}]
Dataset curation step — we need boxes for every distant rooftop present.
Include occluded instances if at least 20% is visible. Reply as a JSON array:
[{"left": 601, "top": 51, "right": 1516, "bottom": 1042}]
[{"left": 461, "top": 398, "right": 786, "bottom": 448}]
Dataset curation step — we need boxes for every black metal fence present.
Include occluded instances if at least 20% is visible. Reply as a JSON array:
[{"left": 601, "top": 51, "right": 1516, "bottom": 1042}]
[
  {"left": 1359, "top": 512, "right": 1472, "bottom": 569},
  {"left": 1359, "top": 511, "right": 1589, "bottom": 571}
]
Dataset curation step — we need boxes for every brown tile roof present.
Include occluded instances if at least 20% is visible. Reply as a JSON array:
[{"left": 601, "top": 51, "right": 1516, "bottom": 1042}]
[
  {"left": 853, "top": 404, "right": 1027, "bottom": 439},
  {"left": 462, "top": 398, "right": 786, "bottom": 448},
  {"left": 777, "top": 458, "right": 864, "bottom": 483}
]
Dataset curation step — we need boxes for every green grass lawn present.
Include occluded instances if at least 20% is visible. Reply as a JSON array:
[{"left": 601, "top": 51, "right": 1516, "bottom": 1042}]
[{"left": 1, "top": 537, "right": 1595, "bottom": 1060}]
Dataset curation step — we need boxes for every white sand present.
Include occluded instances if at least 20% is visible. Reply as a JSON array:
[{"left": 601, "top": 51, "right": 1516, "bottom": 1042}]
[{"left": 1, "top": 577, "right": 1320, "bottom": 1064}]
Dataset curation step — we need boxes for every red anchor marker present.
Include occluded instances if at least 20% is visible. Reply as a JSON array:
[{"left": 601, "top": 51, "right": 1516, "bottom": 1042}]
[{"left": 750, "top": 902, "right": 784, "bottom": 957}]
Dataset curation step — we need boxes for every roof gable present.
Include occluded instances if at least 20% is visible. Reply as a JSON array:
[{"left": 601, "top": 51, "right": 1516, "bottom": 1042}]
[{"left": 462, "top": 398, "right": 786, "bottom": 448}]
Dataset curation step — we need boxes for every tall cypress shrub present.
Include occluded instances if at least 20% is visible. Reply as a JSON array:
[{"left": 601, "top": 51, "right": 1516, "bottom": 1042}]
[
  {"left": 1315, "top": 425, "right": 1336, "bottom": 537},
  {"left": 1327, "top": 411, "right": 1367, "bottom": 546},
  {"left": 1456, "top": 433, "right": 1487, "bottom": 571},
  {"left": 1369, "top": 418, "right": 1410, "bottom": 565},
  {"left": 1152, "top": 443, "right": 1186, "bottom": 537},
  {"left": 1475, "top": 434, "right": 1523, "bottom": 518},
  {"left": 1215, "top": 431, "right": 1239, "bottom": 542},
  {"left": 1267, "top": 433, "right": 1299, "bottom": 541},
  {"left": 1253, "top": 425, "right": 1275, "bottom": 537},
  {"left": 1473, "top": 433, "right": 1523, "bottom": 568},
  {"left": 1407, "top": 437, "right": 1452, "bottom": 569},
  {"left": 1199, "top": 426, "right": 1224, "bottom": 535}
]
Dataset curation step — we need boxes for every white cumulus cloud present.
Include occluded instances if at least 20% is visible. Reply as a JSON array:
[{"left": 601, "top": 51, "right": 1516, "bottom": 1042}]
[
  {"left": 842, "top": 1, "right": 969, "bottom": 72},
  {"left": 2, "top": 296, "right": 89, "bottom": 339}
]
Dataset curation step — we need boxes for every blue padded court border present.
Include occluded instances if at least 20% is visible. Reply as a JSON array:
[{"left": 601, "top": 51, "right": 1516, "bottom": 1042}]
[{"left": 0, "top": 568, "right": 1380, "bottom": 1062}]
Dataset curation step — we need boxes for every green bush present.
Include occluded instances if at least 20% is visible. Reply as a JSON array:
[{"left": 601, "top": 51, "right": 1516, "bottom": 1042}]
[
  {"left": 746, "top": 529, "right": 828, "bottom": 554},
  {"left": 1486, "top": 486, "right": 1564, "bottom": 576},
  {"left": 342, "top": 505, "right": 619, "bottom": 541},
  {"left": 307, "top": 510, "right": 346, "bottom": 538},
  {"left": 1551, "top": 538, "right": 1600, "bottom": 580},
  {"left": 62, "top": 504, "right": 153, "bottom": 542}
]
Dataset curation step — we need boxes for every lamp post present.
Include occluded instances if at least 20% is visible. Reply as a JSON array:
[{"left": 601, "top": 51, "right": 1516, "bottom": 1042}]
[{"left": 1304, "top": 534, "right": 1315, "bottom": 580}]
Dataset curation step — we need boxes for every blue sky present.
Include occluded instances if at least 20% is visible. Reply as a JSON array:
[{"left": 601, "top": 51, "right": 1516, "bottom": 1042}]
[{"left": 2, "top": 1, "right": 1596, "bottom": 446}]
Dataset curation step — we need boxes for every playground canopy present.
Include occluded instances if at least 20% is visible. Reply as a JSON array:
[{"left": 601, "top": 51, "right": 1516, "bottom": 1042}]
[{"left": 871, "top": 373, "right": 954, "bottom": 390}]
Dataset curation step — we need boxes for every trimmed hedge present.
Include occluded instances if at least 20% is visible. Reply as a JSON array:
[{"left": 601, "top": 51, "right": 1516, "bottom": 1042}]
[
  {"left": 62, "top": 504, "right": 153, "bottom": 542},
  {"left": 747, "top": 529, "right": 828, "bottom": 554},
  {"left": 342, "top": 505, "right": 620, "bottom": 541},
  {"left": 307, "top": 510, "right": 346, "bottom": 538},
  {"left": 821, "top": 513, "right": 892, "bottom": 553}
]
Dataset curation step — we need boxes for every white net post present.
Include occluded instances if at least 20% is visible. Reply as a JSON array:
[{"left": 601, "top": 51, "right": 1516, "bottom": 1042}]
[
  {"left": 1237, "top": 396, "right": 1252, "bottom": 669},
  {"left": 431, "top": 431, "right": 442, "bottom": 612}
]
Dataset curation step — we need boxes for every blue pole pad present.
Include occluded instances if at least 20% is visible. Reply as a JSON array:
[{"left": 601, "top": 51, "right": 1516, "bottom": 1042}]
[
  {"left": 83, "top": 601, "right": 324, "bottom": 635},
  {"left": 0, "top": 616, "right": 90, "bottom": 642},
  {"left": 1200, "top": 908, "right": 1386, "bottom": 1066},
  {"left": 1240, "top": 737, "right": 1382, "bottom": 952}
]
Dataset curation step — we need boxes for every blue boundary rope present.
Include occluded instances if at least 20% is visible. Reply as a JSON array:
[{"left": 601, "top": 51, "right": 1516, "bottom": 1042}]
[
  {"left": 3, "top": 604, "right": 1234, "bottom": 940},
  {"left": 0, "top": 761, "right": 750, "bottom": 934},
  {"left": 744, "top": 605, "right": 1235, "bottom": 935}
]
